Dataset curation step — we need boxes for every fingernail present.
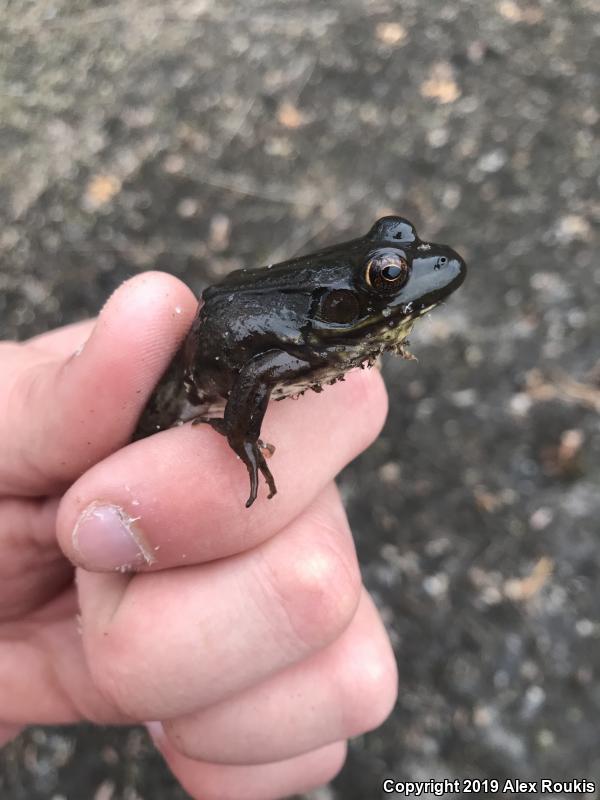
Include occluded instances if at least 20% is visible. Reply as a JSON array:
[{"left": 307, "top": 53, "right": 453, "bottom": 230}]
[
  {"left": 145, "top": 721, "right": 166, "bottom": 746},
  {"left": 73, "top": 503, "right": 156, "bottom": 570}
]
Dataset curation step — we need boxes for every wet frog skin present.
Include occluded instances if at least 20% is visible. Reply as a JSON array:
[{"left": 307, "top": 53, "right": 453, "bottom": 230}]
[{"left": 134, "top": 216, "right": 467, "bottom": 507}]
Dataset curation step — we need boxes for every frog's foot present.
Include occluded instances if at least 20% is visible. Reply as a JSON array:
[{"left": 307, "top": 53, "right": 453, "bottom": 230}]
[
  {"left": 239, "top": 440, "right": 277, "bottom": 508},
  {"left": 193, "top": 418, "right": 277, "bottom": 506}
]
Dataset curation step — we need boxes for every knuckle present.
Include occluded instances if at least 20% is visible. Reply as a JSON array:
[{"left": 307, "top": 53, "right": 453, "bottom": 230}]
[
  {"left": 342, "top": 636, "right": 398, "bottom": 734},
  {"left": 267, "top": 523, "right": 362, "bottom": 653}
]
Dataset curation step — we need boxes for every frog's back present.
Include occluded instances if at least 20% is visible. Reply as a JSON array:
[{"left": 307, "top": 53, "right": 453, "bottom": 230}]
[
  {"left": 196, "top": 284, "right": 312, "bottom": 362},
  {"left": 202, "top": 238, "right": 365, "bottom": 300},
  {"left": 197, "top": 241, "right": 366, "bottom": 357}
]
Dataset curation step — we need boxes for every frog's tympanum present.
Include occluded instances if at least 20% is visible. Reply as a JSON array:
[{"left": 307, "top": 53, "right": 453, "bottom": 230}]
[{"left": 134, "top": 216, "right": 467, "bottom": 507}]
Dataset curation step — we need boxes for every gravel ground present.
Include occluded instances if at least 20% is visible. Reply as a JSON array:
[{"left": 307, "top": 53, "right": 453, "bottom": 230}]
[{"left": 1, "top": 0, "right": 599, "bottom": 798}]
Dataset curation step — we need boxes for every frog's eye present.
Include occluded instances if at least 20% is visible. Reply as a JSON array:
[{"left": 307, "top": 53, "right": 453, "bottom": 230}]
[
  {"left": 365, "top": 252, "right": 409, "bottom": 292},
  {"left": 367, "top": 216, "right": 417, "bottom": 243},
  {"left": 318, "top": 289, "right": 361, "bottom": 324}
]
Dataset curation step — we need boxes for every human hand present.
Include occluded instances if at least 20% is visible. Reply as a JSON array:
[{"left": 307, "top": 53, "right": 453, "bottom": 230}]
[{"left": 0, "top": 272, "right": 398, "bottom": 799}]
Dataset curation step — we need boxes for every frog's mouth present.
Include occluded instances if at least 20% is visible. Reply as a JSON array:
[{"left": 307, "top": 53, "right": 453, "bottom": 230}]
[{"left": 372, "top": 313, "right": 416, "bottom": 353}]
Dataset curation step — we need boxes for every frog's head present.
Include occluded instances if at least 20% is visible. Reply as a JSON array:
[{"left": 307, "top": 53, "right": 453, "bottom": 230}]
[
  {"left": 311, "top": 216, "right": 466, "bottom": 347},
  {"left": 363, "top": 215, "right": 466, "bottom": 316}
]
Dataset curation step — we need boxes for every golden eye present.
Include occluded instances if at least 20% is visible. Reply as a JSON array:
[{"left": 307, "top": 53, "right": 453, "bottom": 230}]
[{"left": 365, "top": 252, "right": 409, "bottom": 292}]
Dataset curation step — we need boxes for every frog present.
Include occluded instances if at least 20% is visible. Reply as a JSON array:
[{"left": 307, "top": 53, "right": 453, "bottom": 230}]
[{"left": 134, "top": 216, "right": 467, "bottom": 507}]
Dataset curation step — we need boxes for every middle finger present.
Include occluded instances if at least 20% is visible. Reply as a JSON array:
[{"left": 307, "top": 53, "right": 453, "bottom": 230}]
[
  {"left": 163, "top": 589, "right": 398, "bottom": 766},
  {"left": 77, "top": 484, "right": 362, "bottom": 720}
]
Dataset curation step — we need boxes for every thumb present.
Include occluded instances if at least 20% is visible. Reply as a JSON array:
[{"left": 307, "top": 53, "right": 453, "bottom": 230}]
[{"left": 0, "top": 272, "right": 197, "bottom": 496}]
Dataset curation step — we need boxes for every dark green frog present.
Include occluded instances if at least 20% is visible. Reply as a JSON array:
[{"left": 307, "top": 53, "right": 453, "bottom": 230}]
[{"left": 134, "top": 216, "right": 467, "bottom": 507}]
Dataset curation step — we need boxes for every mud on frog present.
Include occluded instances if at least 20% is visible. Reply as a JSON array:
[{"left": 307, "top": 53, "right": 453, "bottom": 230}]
[{"left": 134, "top": 216, "right": 467, "bottom": 507}]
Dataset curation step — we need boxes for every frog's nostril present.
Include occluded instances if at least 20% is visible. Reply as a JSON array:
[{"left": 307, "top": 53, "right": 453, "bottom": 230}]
[{"left": 434, "top": 256, "right": 448, "bottom": 270}]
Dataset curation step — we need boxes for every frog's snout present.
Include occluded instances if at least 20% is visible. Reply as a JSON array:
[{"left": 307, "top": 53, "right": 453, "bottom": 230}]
[
  {"left": 436, "top": 251, "right": 467, "bottom": 293},
  {"left": 397, "top": 247, "right": 466, "bottom": 312}
]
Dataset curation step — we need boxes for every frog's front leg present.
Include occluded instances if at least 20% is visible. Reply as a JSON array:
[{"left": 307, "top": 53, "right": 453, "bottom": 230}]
[{"left": 195, "top": 350, "right": 312, "bottom": 507}]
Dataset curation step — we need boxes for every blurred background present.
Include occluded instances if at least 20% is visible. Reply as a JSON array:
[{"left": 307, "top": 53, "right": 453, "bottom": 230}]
[{"left": 1, "top": 0, "right": 599, "bottom": 797}]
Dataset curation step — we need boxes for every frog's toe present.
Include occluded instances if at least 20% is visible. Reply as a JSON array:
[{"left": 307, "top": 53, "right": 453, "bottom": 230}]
[
  {"left": 257, "top": 449, "right": 277, "bottom": 500},
  {"left": 239, "top": 441, "right": 260, "bottom": 508},
  {"left": 258, "top": 439, "right": 276, "bottom": 457},
  {"left": 236, "top": 440, "right": 277, "bottom": 507}
]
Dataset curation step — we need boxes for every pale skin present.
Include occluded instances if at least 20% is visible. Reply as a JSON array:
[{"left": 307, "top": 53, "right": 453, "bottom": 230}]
[{"left": 0, "top": 272, "right": 398, "bottom": 800}]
